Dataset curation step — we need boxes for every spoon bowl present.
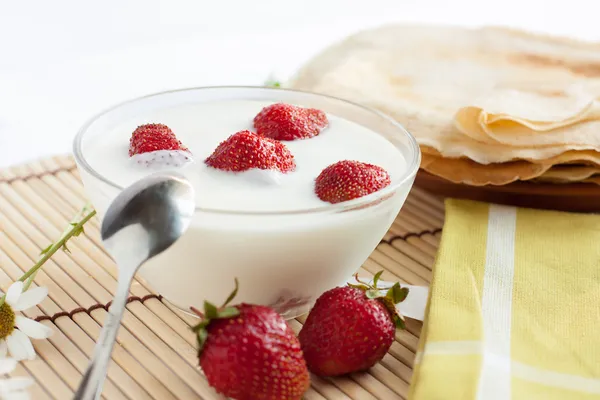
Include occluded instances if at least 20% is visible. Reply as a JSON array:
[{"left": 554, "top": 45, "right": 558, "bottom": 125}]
[{"left": 101, "top": 172, "right": 196, "bottom": 267}]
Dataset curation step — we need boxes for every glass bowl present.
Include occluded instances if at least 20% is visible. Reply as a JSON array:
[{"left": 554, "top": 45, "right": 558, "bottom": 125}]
[{"left": 73, "top": 86, "right": 420, "bottom": 319}]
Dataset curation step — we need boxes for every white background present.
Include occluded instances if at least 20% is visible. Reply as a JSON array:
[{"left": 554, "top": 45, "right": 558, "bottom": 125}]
[{"left": 1, "top": 0, "right": 599, "bottom": 168}]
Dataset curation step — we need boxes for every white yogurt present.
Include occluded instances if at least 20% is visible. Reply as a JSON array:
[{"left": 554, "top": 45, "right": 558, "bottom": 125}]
[{"left": 79, "top": 99, "right": 414, "bottom": 318}]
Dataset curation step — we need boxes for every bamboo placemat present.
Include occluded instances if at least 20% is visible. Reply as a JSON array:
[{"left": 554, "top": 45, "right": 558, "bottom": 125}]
[{"left": 0, "top": 155, "right": 444, "bottom": 400}]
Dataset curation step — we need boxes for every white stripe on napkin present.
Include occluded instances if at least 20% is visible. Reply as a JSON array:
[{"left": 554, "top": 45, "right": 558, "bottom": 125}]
[
  {"left": 417, "top": 340, "right": 600, "bottom": 395},
  {"left": 476, "top": 204, "right": 517, "bottom": 400}
]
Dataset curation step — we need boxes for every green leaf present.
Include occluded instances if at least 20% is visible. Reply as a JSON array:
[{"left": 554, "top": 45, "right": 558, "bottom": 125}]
[
  {"left": 372, "top": 271, "right": 384, "bottom": 288},
  {"left": 217, "top": 306, "right": 240, "bottom": 319},
  {"left": 40, "top": 244, "right": 52, "bottom": 255},
  {"left": 62, "top": 243, "right": 71, "bottom": 253},
  {"left": 386, "top": 283, "right": 409, "bottom": 304},
  {"left": 385, "top": 283, "right": 399, "bottom": 300},
  {"left": 393, "top": 315, "right": 406, "bottom": 330},
  {"left": 191, "top": 320, "right": 209, "bottom": 333},
  {"left": 221, "top": 278, "right": 239, "bottom": 308},
  {"left": 365, "top": 289, "right": 380, "bottom": 299},
  {"left": 196, "top": 328, "right": 209, "bottom": 351},
  {"left": 396, "top": 287, "right": 409, "bottom": 303},
  {"left": 203, "top": 301, "right": 218, "bottom": 319}
]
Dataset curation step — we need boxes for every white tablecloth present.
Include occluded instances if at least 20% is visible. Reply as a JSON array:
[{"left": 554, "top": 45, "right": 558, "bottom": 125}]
[{"left": 1, "top": 0, "right": 598, "bottom": 168}]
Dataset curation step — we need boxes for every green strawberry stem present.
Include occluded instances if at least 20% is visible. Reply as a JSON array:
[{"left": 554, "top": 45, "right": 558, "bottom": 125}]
[
  {"left": 348, "top": 271, "right": 409, "bottom": 329},
  {"left": 191, "top": 278, "right": 242, "bottom": 352},
  {"left": 190, "top": 306, "right": 204, "bottom": 319}
]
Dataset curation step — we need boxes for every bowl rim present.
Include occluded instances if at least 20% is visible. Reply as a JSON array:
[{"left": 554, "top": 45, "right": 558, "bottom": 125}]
[{"left": 73, "top": 85, "right": 421, "bottom": 216}]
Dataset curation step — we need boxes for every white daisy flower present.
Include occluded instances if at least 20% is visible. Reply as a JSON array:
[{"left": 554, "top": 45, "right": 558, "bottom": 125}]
[
  {"left": 0, "top": 282, "right": 53, "bottom": 361},
  {"left": 0, "top": 357, "right": 33, "bottom": 400}
]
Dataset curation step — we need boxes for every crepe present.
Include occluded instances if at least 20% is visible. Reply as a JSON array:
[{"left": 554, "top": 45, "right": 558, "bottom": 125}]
[
  {"left": 420, "top": 145, "right": 600, "bottom": 166},
  {"left": 421, "top": 153, "right": 600, "bottom": 185},
  {"left": 583, "top": 176, "right": 600, "bottom": 184},
  {"left": 290, "top": 24, "right": 600, "bottom": 164},
  {"left": 535, "top": 165, "right": 600, "bottom": 183},
  {"left": 420, "top": 153, "right": 552, "bottom": 185},
  {"left": 407, "top": 114, "right": 600, "bottom": 164},
  {"left": 454, "top": 87, "right": 600, "bottom": 147}
]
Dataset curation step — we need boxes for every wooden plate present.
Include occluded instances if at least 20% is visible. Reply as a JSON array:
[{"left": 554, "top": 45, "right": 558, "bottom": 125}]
[{"left": 414, "top": 170, "right": 600, "bottom": 213}]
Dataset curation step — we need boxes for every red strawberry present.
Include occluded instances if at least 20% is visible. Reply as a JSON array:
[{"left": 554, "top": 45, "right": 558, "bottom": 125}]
[
  {"left": 299, "top": 272, "right": 408, "bottom": 377},
  {"left": 129, "top": 123, "right": 189, "bottom": 156},
  {"left": 205, "top": 130, "right": 295, "bottom": 173},
  {"left": 192, "top": 280, "right": 310, "bottom": 400},
  {"left": 253, "top": 103, "right": 328, "bottom": 141},
  {"left": 314, "top": 160, "right": 391, "bottom": 204}
]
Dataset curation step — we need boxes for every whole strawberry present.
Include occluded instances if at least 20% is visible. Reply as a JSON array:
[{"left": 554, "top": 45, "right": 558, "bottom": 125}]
[
  {"left": 315, "top": 160, "right": 391, "bottom": 204},
  {"left": 193, "top": 280, "right": 310, "bottom": 400},
  {"left": 253, "top": 103, "right": 328, "bottom": 141},
  {"left": 204, "top": 130, "right": 296, "bottom": 173},
  {"left": 298, "top": 272, "right": 408, "bottom": 377}
]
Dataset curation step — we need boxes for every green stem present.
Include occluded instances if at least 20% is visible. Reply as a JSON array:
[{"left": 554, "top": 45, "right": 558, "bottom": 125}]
[
  {"left": 22, "top": 271, "right": 38, "bottom": 292},
  {"left": 0, "top": 207, "right": 96, "bottom": 306},
  {"left": 19, "top": 210, "right": 96, "bottom": 283}
]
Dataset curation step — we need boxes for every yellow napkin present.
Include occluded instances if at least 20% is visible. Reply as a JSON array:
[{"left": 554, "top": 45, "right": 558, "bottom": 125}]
[{"left": 409, "top": 199, "right": 600, "bottom": 400}]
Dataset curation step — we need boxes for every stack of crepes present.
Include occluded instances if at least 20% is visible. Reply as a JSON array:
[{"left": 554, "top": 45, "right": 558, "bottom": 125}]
[{"left": 289, "top": 24, "right": 600, "bottom": 186}]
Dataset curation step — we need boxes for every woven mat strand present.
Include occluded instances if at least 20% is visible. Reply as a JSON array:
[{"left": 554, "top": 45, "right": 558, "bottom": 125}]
[{"left": 0, "top": 155, "right": 444, "bottom": 400}]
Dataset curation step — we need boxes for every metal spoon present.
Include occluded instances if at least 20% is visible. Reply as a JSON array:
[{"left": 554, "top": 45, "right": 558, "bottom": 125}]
[{"left": 74, "top": 172, "right": 195, "bottom": 400}]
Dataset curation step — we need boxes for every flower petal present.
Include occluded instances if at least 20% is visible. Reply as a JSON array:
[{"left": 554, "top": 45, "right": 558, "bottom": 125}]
[
  {"left": 0, "top": 340, "right": 8, "bottom": 358},
  {"left": 6, "top": 331, "right": 35, "bottom": 361},
  {"left": 5, "top": 282, "right": 23, "bottom": 307},
  {"left": 0, "top": 358, "right": 16, "bottom": 374},
  {"left": 0, "top": 377, "right": 33, "bottom": 391},
  {"left": 13, "top": 287, "right": 47, "bottom": 312},
  {"left": 15, "top": 317, "right": 52, "bottom": 340}
]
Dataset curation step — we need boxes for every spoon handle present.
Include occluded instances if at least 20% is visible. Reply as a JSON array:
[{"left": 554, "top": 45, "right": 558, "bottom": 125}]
[{"left": 73, "top": 276, "right": 132, "bottom": 400}]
